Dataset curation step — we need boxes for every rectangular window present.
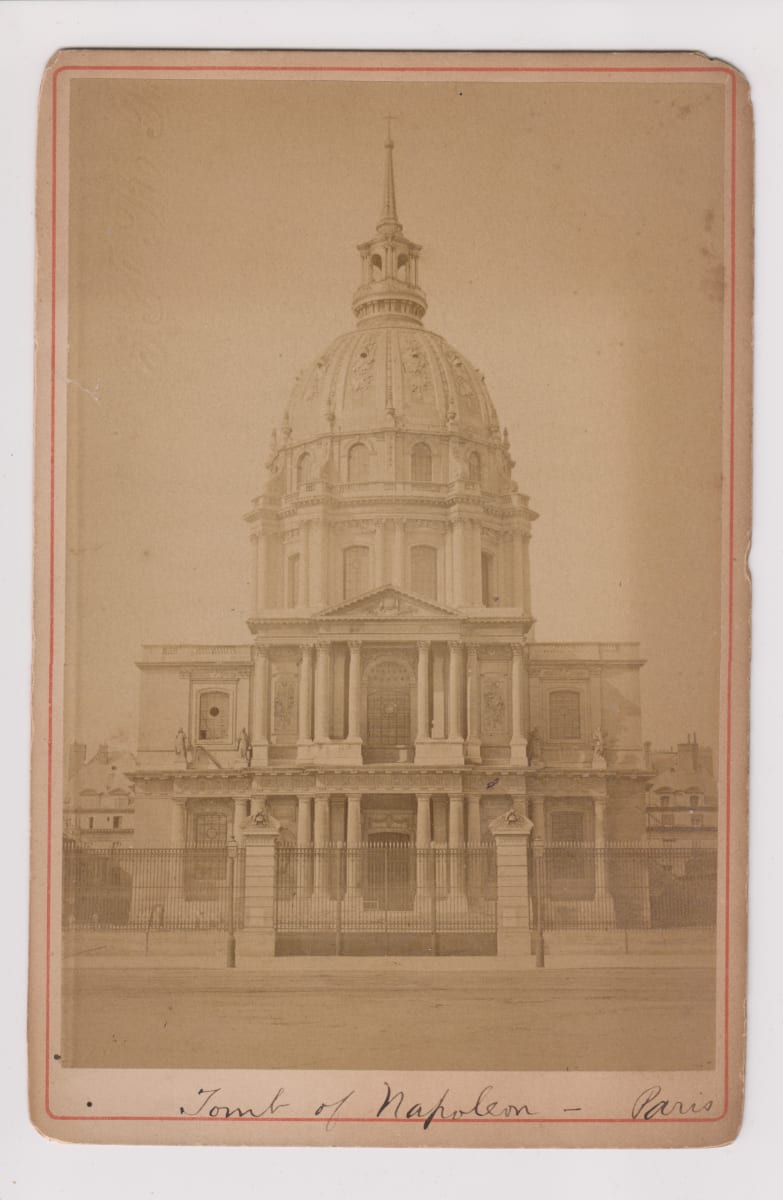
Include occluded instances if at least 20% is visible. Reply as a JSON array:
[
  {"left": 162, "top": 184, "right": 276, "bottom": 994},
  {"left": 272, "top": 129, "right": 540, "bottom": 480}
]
[
  {"left": 691, "top": 814, "right": 704, "bottom": 828},
  {"left": 112, "top": 816, "right": 121, "bottom": 830},
  {"left": 661, "top": 813, "right": 674, "bottom": 827},
  {"left": 548, "top": 690, "right": 581, "bottom": 740},
  {"left": 198, "top": 690, "right": 230, "bottom": 741}
]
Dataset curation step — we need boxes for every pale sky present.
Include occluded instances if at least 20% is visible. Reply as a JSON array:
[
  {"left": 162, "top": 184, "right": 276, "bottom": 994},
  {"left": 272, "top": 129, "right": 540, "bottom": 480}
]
[{"left": 64, "top": 76, "right": 727, "bottom": 755}]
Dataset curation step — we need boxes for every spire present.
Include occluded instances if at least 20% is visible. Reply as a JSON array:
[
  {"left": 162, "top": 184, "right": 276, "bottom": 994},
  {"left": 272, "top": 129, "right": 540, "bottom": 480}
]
[
  {"left": 352, "top": 124, "right": 427, "bottom": 329},
  {"left": 378, "top": 117, "right": 401, "bottom": 233}
]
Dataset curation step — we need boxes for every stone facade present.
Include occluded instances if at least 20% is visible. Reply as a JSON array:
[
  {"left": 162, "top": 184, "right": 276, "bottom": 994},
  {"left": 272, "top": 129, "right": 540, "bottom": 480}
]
[{"left": 130, "top": 134, "right": 651, "bottom": 875}]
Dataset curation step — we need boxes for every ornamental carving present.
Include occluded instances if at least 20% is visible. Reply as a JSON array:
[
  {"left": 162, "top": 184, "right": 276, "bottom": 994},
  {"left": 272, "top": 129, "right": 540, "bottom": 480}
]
[
  {"left": 351, "top": 337, "right": 377, "bottom": 395},
  {"left": 481, "top": 676, "right": 508, "bottom": 735},
  {"left": 272, "top": 674, "right": 298, "bottom": 735},
  {"left": 401, "top": 337, "right": 432, "bottom": 399}
]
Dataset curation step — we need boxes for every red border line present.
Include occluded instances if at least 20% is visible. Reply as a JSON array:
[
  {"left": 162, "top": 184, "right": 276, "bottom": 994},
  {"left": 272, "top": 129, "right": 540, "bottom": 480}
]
[{"left": 45, "top": 61, "right": 738, "bottom": 1128}]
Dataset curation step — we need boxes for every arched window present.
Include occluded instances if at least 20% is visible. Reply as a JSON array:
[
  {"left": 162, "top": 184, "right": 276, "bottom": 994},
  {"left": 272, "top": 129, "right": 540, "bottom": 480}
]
[
  {"left": 347, "top": 442, "right": 370, "bottom": 483},
  {"left": 468, "top": 451, "right": 482, "bottom": 483},
  {"left": 198, "top": 691, "right": 230, "bottom": 742},
  {"left": 548, "top": 690, "right": 581, "bottom": 741},
  {"left": 410, "top": 545, "right": 438, "bottom": 600},
  {"left": 411, "top": 442, "right": 432, "bottom": 483},
  {"left": 397, "top": 253, "right": 409, "bottom": 278},
  {"left": 343, "top": 545, "right": 370, "bottom": 600},
  {"left": 370, "top": 253, "right": 383, "bottom": 280},
  {"left": 296, "top": 452, "right": 311, "bottom": 490}
]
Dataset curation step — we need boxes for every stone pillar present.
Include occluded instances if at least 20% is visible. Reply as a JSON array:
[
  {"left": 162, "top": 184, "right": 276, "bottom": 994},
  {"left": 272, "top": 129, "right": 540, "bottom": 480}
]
[
  {"left": 237, "top": 813, "right": 280, "bottom": 961},
  {"left": 466, "top": 794, "right": 481, "bottom": 845},
  {"left": 415, "top": 640, "right": 430, "bottom": 743},
  {"left": 313, "top": 795, "right": 330, "bottom": 895},
  {"left": 453, "top": 518, "right": 468, "bottom": 606},
  {"left": 251, "top": 532, "right": 259, "bottom": 611},
  {"left": 297, "top": 642, "right": 314, "bottom": 752},
  {"left": 347, "top": 640, "right": 362, "bottom": 741},
  {"left": 465, "top": 643, "right": 481, "bottom": 762},
  {"left": 490, "top": 810, "right": 534, "bottom": 958},
  {"left": 448, "top": 794, "right": 465, "bottom": 894},
  {"left": 445, "top": 524, "right": 453, "bottom": 604},
  {"left": 448, "top": 640, "right": 463, "bottom": 743},
  {"left": 249, "top": 792, "right": 266, "bottom": 819},
  {"left": 251, "top": 643, "right": 270, "bottom": 764},
  {"left": 431, "top": 644, "right": 446, "bottom": 739},
  {"left": 466, "top": 793, "right": 482, "bottom": 899},
  {"left": 509, "top": 642, "right": 528, "bottom": 765},
  {"left": 346, "top": 794, "right": 362, "bottom": 892},
  {"left": 314, "top": 641, "right": 331, "bottom": 743}
]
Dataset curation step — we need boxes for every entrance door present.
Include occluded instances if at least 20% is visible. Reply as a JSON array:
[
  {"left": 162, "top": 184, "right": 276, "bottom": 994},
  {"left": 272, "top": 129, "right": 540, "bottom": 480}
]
[{"left": 364, "top": 832, "right": 415, "bottom": 910}]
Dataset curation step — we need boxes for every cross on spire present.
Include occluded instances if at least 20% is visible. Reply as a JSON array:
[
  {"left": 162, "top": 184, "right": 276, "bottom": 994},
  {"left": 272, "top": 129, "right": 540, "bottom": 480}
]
[{"left": 378, "top": 116, "right": 401, "bottom": 232}]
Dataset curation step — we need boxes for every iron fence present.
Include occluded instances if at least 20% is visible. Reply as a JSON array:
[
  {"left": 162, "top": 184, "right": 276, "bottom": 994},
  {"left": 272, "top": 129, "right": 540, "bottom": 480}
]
[
  {"left": 530, "top": 843, "right": 717, "bottom": 933},
  {"left": 62, "top": 846, "right": 245, "bottom": 931},
  {"left": 275, "top": 843, "right": 497, "bottom": 955}
]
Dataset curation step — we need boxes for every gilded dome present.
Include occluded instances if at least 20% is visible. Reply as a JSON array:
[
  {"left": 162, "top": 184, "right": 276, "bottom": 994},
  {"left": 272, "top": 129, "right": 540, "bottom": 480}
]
[{"left": 285, "top": 326, "right": 501, "bottom": 442}]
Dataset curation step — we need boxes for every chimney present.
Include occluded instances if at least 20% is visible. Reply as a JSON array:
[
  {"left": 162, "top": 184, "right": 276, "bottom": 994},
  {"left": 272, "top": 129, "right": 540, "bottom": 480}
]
[{"left": 68, "top": 742, "right": 87, "bottom": 778}]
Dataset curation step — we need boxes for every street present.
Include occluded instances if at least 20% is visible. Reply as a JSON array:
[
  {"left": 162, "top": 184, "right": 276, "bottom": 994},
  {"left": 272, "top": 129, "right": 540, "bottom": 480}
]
[{"left": 61, "top": 964, "right": 715, "bottom": 1072}]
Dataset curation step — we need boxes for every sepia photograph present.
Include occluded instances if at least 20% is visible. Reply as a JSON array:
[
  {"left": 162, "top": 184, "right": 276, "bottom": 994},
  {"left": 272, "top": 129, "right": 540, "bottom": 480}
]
[{"left": 28, "top": 49, "right": 751, "bottom": 1148}]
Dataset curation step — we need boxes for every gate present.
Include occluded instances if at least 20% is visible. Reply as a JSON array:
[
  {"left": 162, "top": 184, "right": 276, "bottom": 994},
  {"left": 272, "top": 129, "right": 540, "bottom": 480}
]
[{"left": 274, "top": 843, "right": 497, "bottom": 956}]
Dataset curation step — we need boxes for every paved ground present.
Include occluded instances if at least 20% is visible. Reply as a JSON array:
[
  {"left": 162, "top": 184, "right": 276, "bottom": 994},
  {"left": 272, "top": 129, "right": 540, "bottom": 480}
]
[{"left": 61, "top": 965, "right": 716, "bottom": 1072}]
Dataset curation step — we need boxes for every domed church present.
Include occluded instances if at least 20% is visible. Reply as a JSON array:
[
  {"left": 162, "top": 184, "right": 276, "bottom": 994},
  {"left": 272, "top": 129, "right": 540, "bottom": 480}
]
[{"left": 130, "top": 133, "right": 651, "bottom": 949}]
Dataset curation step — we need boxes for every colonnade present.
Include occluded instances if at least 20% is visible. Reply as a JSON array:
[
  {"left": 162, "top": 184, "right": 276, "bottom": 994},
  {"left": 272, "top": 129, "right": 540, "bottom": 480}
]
[{"left": 250, "top": 638, "right": 529, "bottom": 762}]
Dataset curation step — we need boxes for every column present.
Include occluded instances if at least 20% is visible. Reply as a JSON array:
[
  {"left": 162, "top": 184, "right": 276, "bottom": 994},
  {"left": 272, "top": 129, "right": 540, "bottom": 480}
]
[
  {"left": 251, "top": 644, "right": 269, "bottom": 763},
  {"left": 314, "top": 641, "right": 331, "bottom": 742},
  {"left": 251, "top": 533, "right": 259, "bottom": 611},
  {"left": 509, "top": 642, "right": 528, "bottom": 764},
  {"left": 311, "top": 516, "right": 325, "bottom": 609},
  {"left": 444, "top": 524, "right": 453, "bottom": 604},
  {"left": 466, "top": 793, "right": 482, "bottom": 899},
  {"left": 448, "top": 641, "right": 463, "bottom": 743},
  {"left": 416, "top": 640, "right": 430, "bottom": 742},
  {"left": 393, "top": 519, "right": 406, "bottom": 589},
  {"left": 448, "top": 794, "right": 465, "bottom": 895},
  {"left": 296, "top": 795, "right": 313, "bottom": 846},
  {"left": 416, "top": 794, "right": 432, "bottom": 898},
  {"left": 465, "top": 643, "right": 481, "bottom": 762},
  {"left": 346, "top": 794, "right": 362, "bottom": 892},
  {"left": 313, "top": 795, "right": 330, "bottom": 895},
  {"left": 511, "top": 527, "right": 523, "bottom": 607},
  {"left": 431, "top": 644, "right": 446, "bottom": 739},
  {"left": 298, "top": 642, "right": 314, "bottom": 747},
  {"left": 347, "top": 641, "right": 362, "bottom": 741},
  {"left": 301, "top": 521, "right": 311, "bottom": 607},
  {"left": 532, "top": 795, "right": 546, "bottom": 840}
]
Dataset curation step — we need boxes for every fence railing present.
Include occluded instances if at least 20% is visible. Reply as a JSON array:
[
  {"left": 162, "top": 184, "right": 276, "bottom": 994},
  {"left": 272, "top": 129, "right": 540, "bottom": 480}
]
[
  {"left": 62, "top": 846, "right": 245, "bottom": 931},
  {"left": 530, "top": 843, "right": 717, "bottom": 932}
]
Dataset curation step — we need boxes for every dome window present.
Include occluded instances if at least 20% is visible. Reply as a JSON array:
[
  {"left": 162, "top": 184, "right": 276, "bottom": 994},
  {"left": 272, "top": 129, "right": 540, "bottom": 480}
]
[
  {"left": 296, "top": 452, "right": 312, "bottom": 490},
  {"left": 347, "top": 442, "right": 370, "bottom": 483},
  {"left": 468, "top": 451, "right": 482, "bottom": 483},
  {"left": 370, "top": 253, "right": 383, "bottom": 280},
  {"left": 411, "top": 442, "right": 433, "bottom": 483},
  {"left": 397, "top": 253, "right": 409, "bottom": 279}
]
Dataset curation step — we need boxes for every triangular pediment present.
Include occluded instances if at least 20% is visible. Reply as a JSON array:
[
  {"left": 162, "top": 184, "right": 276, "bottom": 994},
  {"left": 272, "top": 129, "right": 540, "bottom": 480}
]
[{"left": 318, "top": 585, "right": 460, "bottom": 620}]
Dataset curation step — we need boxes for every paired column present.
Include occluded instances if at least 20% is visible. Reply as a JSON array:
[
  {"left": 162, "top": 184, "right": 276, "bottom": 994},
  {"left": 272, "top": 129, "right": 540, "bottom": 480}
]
[
  {"left": 297, "top": 642, "right": 314, "bottom": 747},
  {"left": 313, "top": 795, "right": 330, "bottom": 895},
  {"left": 465, "top": 643, "right": 481, "bottom": 761},
  {"left": 448, "top": 641, "right": 463, "bottom": 743},
  {"left": 314, "top": 641, "right": 331, "bottom": 743},
  {"left": 393, "top": 519, "right": 406, "bottom": 589},
  {"left": 347, "top": 641, "right": 362, "bottom": 741},
  {"left": 510, "top": 641, "right": 528, "bottom": 764},
  {"left": 416, "top": 640, "right": 430, "bottom": 742},
  {"left": 346, "top": 794, "right": 362, "bottom": 892},
  {"left": 448, "top": 794, "right": 465, "bottom": 895},
  {"left": 452, "top": 518, "right": 468, "bottom": 606},
  {"left": 252, "top": 644, "right": 270, "bottom": 763},
  {"left": 416, "top": 794, "right": 432, "bottom": 897}
]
